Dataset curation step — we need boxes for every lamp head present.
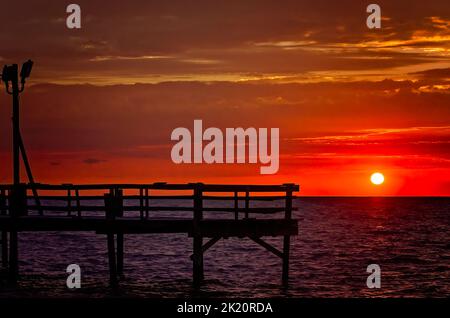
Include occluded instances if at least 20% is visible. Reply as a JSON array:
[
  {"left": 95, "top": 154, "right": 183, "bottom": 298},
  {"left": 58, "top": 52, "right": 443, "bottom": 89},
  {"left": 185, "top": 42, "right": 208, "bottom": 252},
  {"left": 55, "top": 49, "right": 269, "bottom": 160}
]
[
  {"left": 20, "top": 59, "right": 33, "bottom": 82},
  {"left": 2, "top": 65, "right": 10, "bottom": 83},
  {"left": 2, "top": 65, "right": 7, "bottom": 82}
]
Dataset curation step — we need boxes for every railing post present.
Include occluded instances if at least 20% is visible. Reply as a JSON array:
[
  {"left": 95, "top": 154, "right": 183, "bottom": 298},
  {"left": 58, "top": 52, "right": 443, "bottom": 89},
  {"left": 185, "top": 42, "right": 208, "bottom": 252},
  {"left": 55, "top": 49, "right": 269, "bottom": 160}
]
[
  {"left": 67, "top": 188, "right": 72, "bottom": 217},
  {"left": 105, "top": 188, "right": 123, "bottom": 219},
  {"left": 192, "top": 183, "right": 204, "bottom": 287},
  {"left": 144, "top": 187, "right": 149, "bottom": 219},
  {"left": 10, "top": 183, "right": 27, "bottom": 217},
  {"left": 282, "top": 185, "right": 293, "bottom": 286},
  {"left": 0, "top": 189, "right": 6, "bottom": 215},
  {"left": 75, "top": 189, "right": 81, "bottom": 218},
  {"left": 234, "top": 191, "right": 239, "bottom": 220},
  {"left": 245, "top": 189, "right": 250, "bottom": 219},
  {"left": 139, "top": 188, "right": 144, "bottom": 220},
  {"left": 62, "top": 183, "right": 73, "bottom": 217}
]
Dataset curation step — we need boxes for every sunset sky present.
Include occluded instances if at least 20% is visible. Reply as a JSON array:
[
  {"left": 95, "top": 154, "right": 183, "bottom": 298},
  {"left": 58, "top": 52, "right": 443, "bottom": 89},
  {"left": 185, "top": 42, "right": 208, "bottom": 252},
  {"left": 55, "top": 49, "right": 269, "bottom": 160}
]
[{"left": 0, "top": 0, "right": 449, "bottom": 195}]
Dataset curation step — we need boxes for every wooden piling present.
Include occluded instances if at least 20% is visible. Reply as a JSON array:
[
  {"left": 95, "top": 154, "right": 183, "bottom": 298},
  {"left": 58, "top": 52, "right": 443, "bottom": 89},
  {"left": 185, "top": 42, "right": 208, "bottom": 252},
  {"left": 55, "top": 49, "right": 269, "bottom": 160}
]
[
  {"left": 115, "top": 189, "right": 124, "bottom": 276},
  {"left": 117, "top": 233, "right": 124, "bottom": 275},
  {"left": 0, "top": 189, "right": 8, "bottom": 268},
  {"left": 105, "top": 189, "right": 119, "bottom": 286},
  {"left": 8, "top": 184, "right": 27, "bottom": 282},
  {"left": 192, "top": 183, "right": 204, "bottom": 286},
  {"left": 1, "top": 231, "right": 7, "bottom": 268},
  {"left": 107, "top": 233, "right": 117, "bottom": 286},
  {"left": 282, "top": 186, "right": 293, "bottom": 286}
]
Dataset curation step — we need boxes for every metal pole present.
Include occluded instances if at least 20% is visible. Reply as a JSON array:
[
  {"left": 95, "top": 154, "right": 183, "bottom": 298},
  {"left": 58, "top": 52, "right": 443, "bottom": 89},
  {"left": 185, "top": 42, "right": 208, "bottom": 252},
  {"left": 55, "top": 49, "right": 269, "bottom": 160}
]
[
  {"left": 11, "top": 64, "right": 20, "bottom": 185},
  {"left": 9, "top": 65, "right": 20, "bottom": 282}
]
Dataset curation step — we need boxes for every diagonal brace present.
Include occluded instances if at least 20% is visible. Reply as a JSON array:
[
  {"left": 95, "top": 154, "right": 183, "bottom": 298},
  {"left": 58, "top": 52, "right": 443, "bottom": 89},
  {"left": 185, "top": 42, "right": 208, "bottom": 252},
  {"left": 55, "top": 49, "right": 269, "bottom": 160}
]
[
  {"left": 190, "top": 236, "right": 221, "bottom": 260},
  {"left": 18, "top": 133, "right": 42, "bottom": 215},
  {"left": 249, "top": 236, "right": 283, "bottom": 259}
]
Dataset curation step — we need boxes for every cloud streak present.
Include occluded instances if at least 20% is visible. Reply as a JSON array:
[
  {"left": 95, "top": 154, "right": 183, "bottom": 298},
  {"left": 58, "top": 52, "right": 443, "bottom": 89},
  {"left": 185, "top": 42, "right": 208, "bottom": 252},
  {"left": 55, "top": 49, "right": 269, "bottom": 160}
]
[{"left": 0, "top": 0, "right": 449, "bottom": 84}]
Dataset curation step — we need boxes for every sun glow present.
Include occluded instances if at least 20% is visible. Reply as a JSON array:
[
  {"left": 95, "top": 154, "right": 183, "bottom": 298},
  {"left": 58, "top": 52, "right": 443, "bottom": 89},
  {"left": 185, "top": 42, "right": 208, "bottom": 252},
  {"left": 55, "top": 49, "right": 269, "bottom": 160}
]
[{"left": 370, "top": 172, "right": 385, "bottom": 185}]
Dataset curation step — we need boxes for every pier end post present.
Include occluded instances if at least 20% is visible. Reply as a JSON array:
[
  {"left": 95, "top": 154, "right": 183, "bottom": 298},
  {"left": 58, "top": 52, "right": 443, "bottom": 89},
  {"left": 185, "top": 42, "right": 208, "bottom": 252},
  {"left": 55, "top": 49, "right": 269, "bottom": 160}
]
[
  {"left": 282, "top": 185, "right": 294, "bottom": 286},
  {"left": 1, "top": 231, "right": 7, "bottom": 268},
  {"left": 8, "top": 183, "right": 27, "bottom": 282},
  {"left": 105, "top": 189, "right": 118, "bottom": 286},
  {"left": 192, "top": 183, "right": 204, "bottom": 287},
  {"left": 0, "top": 188, "right": 8, "bottom": 268},
  {"left": 115, "top": 189, "right": 124, "bottom": 276},
  {"left": 107, "top": 233, "right": 118, "bottom": 287}
]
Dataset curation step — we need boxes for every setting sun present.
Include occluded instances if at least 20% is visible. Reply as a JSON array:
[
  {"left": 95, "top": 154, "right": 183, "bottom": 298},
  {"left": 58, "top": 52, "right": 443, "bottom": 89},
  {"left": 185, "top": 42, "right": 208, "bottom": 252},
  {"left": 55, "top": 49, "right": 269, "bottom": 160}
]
[{"left": 370, "top": 172, "right": 385, "bottom": 185}]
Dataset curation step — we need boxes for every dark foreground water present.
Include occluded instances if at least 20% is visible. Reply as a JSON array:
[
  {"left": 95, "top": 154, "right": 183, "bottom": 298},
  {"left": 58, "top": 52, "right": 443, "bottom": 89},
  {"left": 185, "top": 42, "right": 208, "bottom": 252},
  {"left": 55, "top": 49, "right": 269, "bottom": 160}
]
[{"left": 0, "top": 197, "right": 449, "bottom": 298}]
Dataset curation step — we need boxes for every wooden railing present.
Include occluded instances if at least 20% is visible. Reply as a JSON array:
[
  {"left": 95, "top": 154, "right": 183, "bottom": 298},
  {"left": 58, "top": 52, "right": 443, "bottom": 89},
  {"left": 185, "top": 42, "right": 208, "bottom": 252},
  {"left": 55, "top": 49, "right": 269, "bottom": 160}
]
[{"left": 0, "top": 183, "right": 299, "bottom": 220}]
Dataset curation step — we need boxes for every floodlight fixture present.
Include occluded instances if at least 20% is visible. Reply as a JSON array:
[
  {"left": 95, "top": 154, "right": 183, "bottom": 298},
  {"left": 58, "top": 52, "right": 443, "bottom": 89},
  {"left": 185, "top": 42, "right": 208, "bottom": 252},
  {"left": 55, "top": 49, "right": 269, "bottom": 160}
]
[{"left": 20, "top": 59, "right": 33, "bottom": 83}]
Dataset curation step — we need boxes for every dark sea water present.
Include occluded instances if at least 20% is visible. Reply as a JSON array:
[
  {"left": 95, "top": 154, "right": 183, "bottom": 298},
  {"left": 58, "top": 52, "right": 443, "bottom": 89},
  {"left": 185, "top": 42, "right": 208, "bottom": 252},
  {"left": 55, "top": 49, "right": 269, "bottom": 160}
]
[{"left": 0, "top": 197, "right": 449, "bottom": 298}]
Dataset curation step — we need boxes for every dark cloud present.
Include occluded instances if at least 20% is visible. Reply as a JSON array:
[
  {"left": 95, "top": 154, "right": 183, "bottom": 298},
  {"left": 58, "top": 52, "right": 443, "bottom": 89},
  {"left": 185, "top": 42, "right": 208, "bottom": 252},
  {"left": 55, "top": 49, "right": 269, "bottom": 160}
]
[
  {"left": 411, "top": 68, "right": 450, "bottom": 80},
  {"left": 1, "top": 0, "right": 448, "bottom": 82},
  {"left": 82, "top": 158, "right": 107, "bottom": 164}
]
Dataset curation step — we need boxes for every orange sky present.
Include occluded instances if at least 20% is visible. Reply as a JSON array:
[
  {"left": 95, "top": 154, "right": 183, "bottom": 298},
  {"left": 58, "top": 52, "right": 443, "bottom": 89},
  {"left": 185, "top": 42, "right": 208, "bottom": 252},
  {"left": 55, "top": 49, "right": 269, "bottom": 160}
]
[{"left": 0, "top": 0, "right": 449, "bottom": 195}]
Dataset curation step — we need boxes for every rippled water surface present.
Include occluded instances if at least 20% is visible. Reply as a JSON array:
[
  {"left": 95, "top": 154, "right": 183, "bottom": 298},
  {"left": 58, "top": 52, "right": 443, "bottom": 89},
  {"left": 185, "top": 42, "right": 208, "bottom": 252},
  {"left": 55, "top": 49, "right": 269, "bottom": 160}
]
[{"left": 0, "top": 197, "right": 449, "bottom": 298}]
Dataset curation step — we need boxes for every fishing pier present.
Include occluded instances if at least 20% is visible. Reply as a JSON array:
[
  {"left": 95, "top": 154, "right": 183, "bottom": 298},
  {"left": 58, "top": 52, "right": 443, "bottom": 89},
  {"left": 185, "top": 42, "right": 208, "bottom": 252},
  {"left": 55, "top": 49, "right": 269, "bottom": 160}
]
[{"left": 0, "top": 182, "right": 299, "bottom": 286}]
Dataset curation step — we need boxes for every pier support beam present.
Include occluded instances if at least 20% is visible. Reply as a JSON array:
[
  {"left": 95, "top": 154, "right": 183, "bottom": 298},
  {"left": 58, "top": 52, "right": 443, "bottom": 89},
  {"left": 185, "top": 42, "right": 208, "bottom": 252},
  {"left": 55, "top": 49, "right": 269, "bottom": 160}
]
[
  {"left": 116, "top": 233, "right": 124, "bottom": 276},
  {"left": 0, "top": 189, "right": 8, "bottom": 268},
  {"left": 107, "top": 233, "right": 118, "bottom": 286},
  {"left": 7, "top": 184, "right": 27, "bottom": 282},
  {"left": 104, "top": 188, "right": 123, "bottom": 286},
  {"left": 193, "top": 236, "right": 204, "bottom": 286},
  {"left": 1, "top": 231, "right": 8, "bottom": 268},
  {"left": 192, "top": 184, "right": 204, "bottom": 287},
  {"left": 282, "top": 187, "right": 293, "bottom": 286}
]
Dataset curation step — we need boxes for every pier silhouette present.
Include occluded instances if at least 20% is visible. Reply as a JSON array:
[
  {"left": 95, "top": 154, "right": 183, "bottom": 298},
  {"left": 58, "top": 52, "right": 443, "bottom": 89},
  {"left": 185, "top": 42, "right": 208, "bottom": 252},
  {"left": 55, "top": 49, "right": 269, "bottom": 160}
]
[{"left": 0, "top": 182, "right": 299, "bottom": 286}]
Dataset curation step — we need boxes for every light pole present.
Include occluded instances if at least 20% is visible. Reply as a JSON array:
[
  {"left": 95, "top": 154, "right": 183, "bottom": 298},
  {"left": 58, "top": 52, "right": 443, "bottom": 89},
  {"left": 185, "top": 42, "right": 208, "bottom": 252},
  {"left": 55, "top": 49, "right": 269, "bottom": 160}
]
[
  {"left": 2, "top": 60, "right": 34, "bottom": 186},
  {"left": 1, "top": 59, "right": 40, "bottom": 281}
]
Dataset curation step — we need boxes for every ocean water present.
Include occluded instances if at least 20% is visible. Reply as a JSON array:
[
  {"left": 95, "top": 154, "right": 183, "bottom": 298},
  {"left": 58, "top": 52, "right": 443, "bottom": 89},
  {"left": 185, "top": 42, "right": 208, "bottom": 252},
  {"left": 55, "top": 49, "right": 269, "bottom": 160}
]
[{"left": 0, "top": 197, "right": 449, "bottom": 298}]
